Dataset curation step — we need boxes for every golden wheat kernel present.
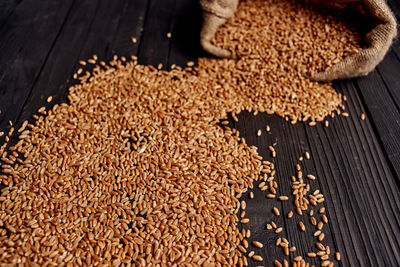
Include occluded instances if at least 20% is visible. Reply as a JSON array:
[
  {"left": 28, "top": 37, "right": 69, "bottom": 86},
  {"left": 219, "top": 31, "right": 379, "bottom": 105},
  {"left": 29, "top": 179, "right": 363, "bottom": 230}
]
[
  {"left": 266, "top": 125, "right": 270, "bottom": 132},
  {"left": 241, "top": 201, "right": 246, "bottom": 210},
  {"left": 299, "top": 221, "right": 306, "bottom": 231},
  {"left": 307, "top": 174, "right": 316, "bottom": 180},
  {"left": 336, "top": 252, "right": 341, "bottom": 261},
  {"left": 246, "top": 229, "right": 251, "bottom": 238},
  {"left": 167, "top": 32, "right": 172, "bottom": 38},
  {"left": 317, "top": 242, "right": 325, "bottom": 251},
  {"left": 305, "top": 152, "right": 310, "bottom": 159},
  {"left": 275, "top": 227, "right": 283, "bottom": 233},
  {"left": 273, "top": 207, "right": 280, "bottom": 216},
  {"left": 318, "top": 233, "right": 325, "bottom": 241},
  {"left": 287, "top": 211, "right": 294, "bottom": 218},
  {"left": 284, "top": 246, "right": 289, "bottom": 255},
  {"left": 252, "top": 255, "right": 263, "bottom": 262},
  {"left": 321, "top": 260, "right": 331, "bottom": 266},
  {"left": 326, "top": 245, "right": 331, "bottom": 255},
  {"left": 257, "top": 129, "right": 262, "bottom": 136},
  {"left": 241, "top": 218, "right": 250, "bottom": 224},
  {"left": 294, "top": 256, "right": 303, "bottom": 261},
  {"left": 321, "top": 255, "right": 329, "bottom": 260},
  {"left": 253, "top": 241, "right": 263, "bottom": 248}
]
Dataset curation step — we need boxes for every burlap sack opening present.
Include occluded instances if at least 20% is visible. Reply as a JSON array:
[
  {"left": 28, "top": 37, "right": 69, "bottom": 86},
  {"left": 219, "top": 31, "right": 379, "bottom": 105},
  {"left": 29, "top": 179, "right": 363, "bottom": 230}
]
[{"left": 199, "top": 0, "right": 397, "bottom": 81}]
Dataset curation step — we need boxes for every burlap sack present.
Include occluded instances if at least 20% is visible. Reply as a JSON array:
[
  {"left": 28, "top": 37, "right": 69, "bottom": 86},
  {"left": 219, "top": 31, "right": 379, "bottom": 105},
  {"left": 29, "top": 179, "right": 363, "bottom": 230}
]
[
  {"left": 199, "top": 0, "right": 397, "bottom": 81},
  {"left": 199, "top": 0, "right": 239, "bottom": 58}
]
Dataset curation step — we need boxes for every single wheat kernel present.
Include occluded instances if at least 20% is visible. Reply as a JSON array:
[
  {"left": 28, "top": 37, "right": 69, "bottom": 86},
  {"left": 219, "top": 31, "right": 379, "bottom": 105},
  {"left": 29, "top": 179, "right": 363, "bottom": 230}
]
[
  {"left": 252, "top": 255, "right": 263, "bottom": 262},
  {"left": 336, "top": 252, "right": 341, "bottom": 261},
  {"left": 253, "top": 241, "right": 263, "bottom": 248},
  {"left": 241, "top": 218, "right": 250, "bottom": 224},
  {"left": 299, "top": 221, "right": 306, "bottom": 231},
  {"left": 288, "top": 211, "right": 294, "bottom": 218},
  {"left": 273, "top": 207, "right": 280, "bottom": 216},
  {"left": 279, "top": 196, "right": 289, "bottom": 201}
]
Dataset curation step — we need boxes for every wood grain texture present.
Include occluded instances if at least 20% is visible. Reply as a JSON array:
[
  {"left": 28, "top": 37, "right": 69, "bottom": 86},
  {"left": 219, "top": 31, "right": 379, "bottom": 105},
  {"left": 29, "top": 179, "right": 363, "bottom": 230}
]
[
  {"left": 137, "top": 0, "right": 175, "bottom": 68},
  {"left": 0, "top": 0, "right": 23, "bottom": 28},
  {"left": 230, "top": 79, "right": 400, "bottom": 266},
  {"left": 0, "top": 0, "right": 74, "bottom": 140},
  {"left": 10, "top": 0, "right": 149, "bottom": 147},
  {"left": 168, "top": 0, "right": 203, "bottom": 68}
]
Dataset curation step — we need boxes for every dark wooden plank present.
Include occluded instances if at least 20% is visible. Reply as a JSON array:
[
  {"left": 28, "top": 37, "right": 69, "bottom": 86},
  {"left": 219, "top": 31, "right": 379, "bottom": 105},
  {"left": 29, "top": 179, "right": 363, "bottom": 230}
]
[
  {"left": 0, "top": 0, "right": 23, "bottom": 28},
  {"left": 376, "top": 50, "right": 400, "bottom": 113},
  {"left": 14, "top": 0, "right": 131, "bottom": 136},
  {"left": 353, "top": 71, "right": 400, "bottom": 182},
  {"left": 233, "top": 112, "right": 329, "bottom": 266},
  {"left": 0, "top": 0, "right": 74, "bottom": 140},
  {"left": 111, "top": 0, "right": 149, "bottom": 58},
  {"left": 168, "top": 0, "right": 203, "bottom": 68},
  {"left": 230, "top": 84, "right": 400, "bottom": 266},
  {"left": 137, "top": 0, "right": 175, "bottom": 68},
  {"left": 304, "top": 80, "right": 400, "bottom": 266},
  {"left": 5, "top": 0, "right": 150, "bottom": 148}
]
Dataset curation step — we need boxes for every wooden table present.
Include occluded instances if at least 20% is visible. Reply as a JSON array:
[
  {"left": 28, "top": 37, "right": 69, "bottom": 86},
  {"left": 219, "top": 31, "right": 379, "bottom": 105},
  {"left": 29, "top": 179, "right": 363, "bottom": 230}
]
[{"left": 1, "top": 0, "right": 400, "bottom": 266}]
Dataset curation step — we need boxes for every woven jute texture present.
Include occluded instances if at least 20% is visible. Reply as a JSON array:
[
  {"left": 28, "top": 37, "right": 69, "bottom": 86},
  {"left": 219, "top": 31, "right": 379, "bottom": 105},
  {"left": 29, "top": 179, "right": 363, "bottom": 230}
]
[{"left": 199, "top": 0, "right": 397, "bottom": 81}]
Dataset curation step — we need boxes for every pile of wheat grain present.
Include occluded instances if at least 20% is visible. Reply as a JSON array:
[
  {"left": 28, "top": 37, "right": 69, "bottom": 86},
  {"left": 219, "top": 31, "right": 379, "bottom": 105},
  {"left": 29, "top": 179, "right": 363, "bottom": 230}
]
[{"left": 0, "top": 0, "right": 360, "bottom": 265}]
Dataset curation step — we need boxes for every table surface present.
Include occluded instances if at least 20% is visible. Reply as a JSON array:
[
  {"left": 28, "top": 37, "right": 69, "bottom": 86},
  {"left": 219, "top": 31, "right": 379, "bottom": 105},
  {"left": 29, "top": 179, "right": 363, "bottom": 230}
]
[{"left": 0, "top": 0, "right": 400, "bottom": 266}]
